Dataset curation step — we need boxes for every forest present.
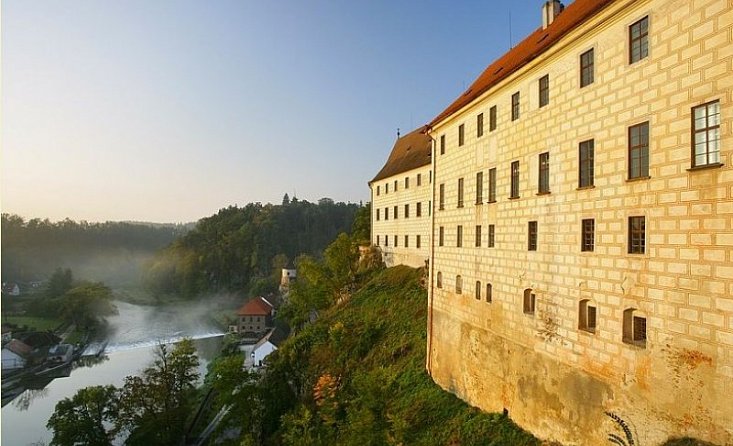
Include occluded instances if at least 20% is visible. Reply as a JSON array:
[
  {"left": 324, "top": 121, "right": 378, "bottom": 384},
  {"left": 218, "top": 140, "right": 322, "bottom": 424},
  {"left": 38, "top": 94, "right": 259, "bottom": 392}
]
[
  {"left": 142, "top": 197, "right": 368, "bottom": 299},
  {"left": 1, "top": 214, "right": 189, "bottom": 288}
]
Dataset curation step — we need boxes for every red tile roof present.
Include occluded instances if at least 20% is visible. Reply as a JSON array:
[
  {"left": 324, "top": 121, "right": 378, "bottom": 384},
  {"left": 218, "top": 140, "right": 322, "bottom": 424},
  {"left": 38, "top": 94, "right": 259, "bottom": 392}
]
[
  {"left": 429, "top": 0, "right": 616, "bottom": 128},
  {"left": 237, "top": 297, "right": 273, "bottom": 316},
  {"left": 370, "top": 126, "right": 432, "bottom": 184}
]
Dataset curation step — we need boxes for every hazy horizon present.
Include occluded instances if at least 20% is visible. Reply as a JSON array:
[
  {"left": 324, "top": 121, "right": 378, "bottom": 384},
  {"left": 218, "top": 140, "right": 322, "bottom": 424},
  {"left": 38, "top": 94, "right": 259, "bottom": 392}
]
[{"left": 3, "top": 0, "right": 547, "bottom": 223}]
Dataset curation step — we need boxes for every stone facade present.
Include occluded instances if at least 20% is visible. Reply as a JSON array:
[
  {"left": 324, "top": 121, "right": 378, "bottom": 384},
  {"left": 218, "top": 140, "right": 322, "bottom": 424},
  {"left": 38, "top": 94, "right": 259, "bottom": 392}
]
[
  {"left": 370, "top": 128, "right": 433, "bottom": 268},
  {"left": 425, "top": 0, "right": 733, "bottom": 444}
]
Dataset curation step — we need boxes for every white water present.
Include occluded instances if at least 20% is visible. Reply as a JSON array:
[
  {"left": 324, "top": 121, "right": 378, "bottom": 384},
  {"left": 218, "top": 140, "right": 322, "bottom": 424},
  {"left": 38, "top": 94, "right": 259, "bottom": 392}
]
[{"left": 1, "top": 300, "right": 226, "bottom": 446}]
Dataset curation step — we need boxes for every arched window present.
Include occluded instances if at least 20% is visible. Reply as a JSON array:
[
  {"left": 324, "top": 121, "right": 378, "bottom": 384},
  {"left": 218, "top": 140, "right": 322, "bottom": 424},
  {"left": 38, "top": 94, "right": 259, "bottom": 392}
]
[
  {"left": 523, "top": 288, "right": 535, "bottom": 315},
  {"left": 436, "top": 272, "right": 442, "bottom": 289},
  {"left": 456, "top": 275, "right": 463, "bottom": 294},
  {"left": 623, "top": 308, "right": 646, "bottom": 347},
  {"left": 578, "top": 299, "right": 597, "bottom": 333},
  {"left": 475, "top": 281, "right": 481, "bottom": 300},
  {"left": 486, "top": 283, "right": 492, "bottom": 303}
]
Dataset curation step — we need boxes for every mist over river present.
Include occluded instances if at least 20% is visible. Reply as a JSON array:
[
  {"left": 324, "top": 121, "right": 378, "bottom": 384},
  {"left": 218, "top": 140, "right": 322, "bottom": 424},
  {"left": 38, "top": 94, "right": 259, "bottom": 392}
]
[{"left": 1, "top": 300, "right": 225, "bottom": 446}]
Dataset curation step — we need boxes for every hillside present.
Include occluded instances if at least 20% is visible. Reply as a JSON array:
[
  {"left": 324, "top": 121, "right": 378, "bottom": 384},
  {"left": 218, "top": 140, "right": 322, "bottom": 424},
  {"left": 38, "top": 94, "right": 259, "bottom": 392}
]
[{"left": 210, "top": 266, "right": 540, "bottom": 445}]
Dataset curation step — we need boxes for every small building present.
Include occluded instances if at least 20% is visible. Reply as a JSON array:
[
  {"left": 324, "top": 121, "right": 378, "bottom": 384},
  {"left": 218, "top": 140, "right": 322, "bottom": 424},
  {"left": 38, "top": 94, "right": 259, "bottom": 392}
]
[
  {"left": 279, "top": 268, "right": 296, "bottom": 292},
  {"left": 1, "top": 282, "right": 20, "bottom": 296},
  {"left": 2, "top": 339, "right": 32, "bottom": 371},
  {"left": 236, "top": 297, "right": 274, "bottom": 334},
  {"left": 251, "top": 327, "right": 288, "bottom": 368}
]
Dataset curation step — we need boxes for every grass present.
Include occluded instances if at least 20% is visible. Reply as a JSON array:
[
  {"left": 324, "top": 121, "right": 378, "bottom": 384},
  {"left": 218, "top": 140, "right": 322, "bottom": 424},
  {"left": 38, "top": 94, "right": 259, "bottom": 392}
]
[{"left": 3, "top": 315, "right": 63, "bottom": 332}]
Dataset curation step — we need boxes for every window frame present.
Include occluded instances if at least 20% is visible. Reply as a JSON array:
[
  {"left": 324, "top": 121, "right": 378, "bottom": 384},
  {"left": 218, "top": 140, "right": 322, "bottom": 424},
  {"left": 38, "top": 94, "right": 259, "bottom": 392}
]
[
  {"left": 488, "top": 168, "right": 497, "bottom": 202},
  {"left": 458, "top": 124, "right": 465, "bottom": 147},
  {"left": 629, "top": 16, "right": 649, "bottom": 64},
  {"left": 579, "top": 299, "right": 597, "bottom": 333},
  {"left": 691, "top": 100, "right": 721, "bottom": 168},
  {"left": 475, "top": 225, "right": 482, "bottom": 247},
  {"left": 457, "top": 225, "right": 463, "bottom": 248},
  {"left": 457, "top": 178, "right": 464, "bottom": 208},
  {"left": 475, "top": 281, "right": 482, "bottom": 300},
  {"left": 580, "top": 48, "right": 594, "bottom": 88},
  {"left": 489, "top": 105, "right": 497, "bottom": 131},
  {"left": 510, "top": 161, "right": 520, "bottom": 199},
  {"left": 578, "top": 139, "right": 595, "bottom": 188},
  {"left": 416, "top": 202, "right": 422, "bottom": 217},
  {"left": 455, "top": 275, "right": 463, "bottom": 294},
  {"left": 440, "top": 135, "right": 446, "bottom": 155},
  {"left": 439, "top": 226, "right": 444, "bottom": 247},
  {"left": 628, "top": 122, "right": 650, "bottom": 179},
  {"left": 476, "top": 171, "right": 484, "bottom": 204},
  {"left": 623, "top": 308, "right": 647, "bottom": 347},
  {"left": 628, "top": 216, "right": 646, "bottom": 254},
  {"left": 523, "top": 289, "right": 536, "bottom": 315},
  {"left": 528, "top": 221, "right": 538, "bottom": 251},
  {"left": 485, "top": 283, "right": 492, "bottom": 303},
  {"left": 511, "top": 92, "right": 520, "bottom": 121},
  {"left": 488, "top": 224, "right": 495, "bottom": 248},
  {"left": 538, "top": 152, "right": 550, "bottom": 194},
  {"left": 477, "top": 113, "right": 484, "bottom": 137},
  {"left": 581, "top": 218, "right": 595, "bottom": 252},
  {"left": 439, "top": 184, "right": 445, "bottom": 210},
  {"left": 539, "top": 74, "right": 549, "bottom": 108},
  {"left": 404, "top": 203, "right": 409, "bottom": 218}
]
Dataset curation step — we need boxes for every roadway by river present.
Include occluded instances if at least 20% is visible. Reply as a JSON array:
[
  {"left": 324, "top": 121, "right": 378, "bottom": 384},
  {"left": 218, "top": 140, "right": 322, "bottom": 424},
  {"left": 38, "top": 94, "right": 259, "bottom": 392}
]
[{"left": 1, "top": 300, "right": 225, "bottom": 446}]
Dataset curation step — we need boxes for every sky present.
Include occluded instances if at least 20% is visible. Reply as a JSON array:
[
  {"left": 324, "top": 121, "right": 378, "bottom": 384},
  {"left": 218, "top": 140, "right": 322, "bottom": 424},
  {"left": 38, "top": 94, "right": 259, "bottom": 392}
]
[{"left": 2, "top": 0, "right": 550, "bottom": 223}]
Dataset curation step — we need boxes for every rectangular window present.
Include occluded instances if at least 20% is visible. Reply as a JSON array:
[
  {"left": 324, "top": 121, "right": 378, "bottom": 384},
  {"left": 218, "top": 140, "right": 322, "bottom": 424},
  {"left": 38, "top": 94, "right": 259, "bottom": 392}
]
[
  {"left": 376, "top": 235, "right": 380, "bottom": 246},
  {"left": 539, "top": 74, "right": 549, "bottom": 108},
  {"left": 579, "top": 139, "right": 594, "bottom": 188},
  {"left": 475, "top": 225, "right": 482, "bottom": 247},
  {"left": 623, "top": 309, "right": 647, "bottom": 347},
  {"left": 486, "top": 283, "right": 492, "bottom": 303},
  {"left": 376, "top": 209, "right": 380, "bottom": 221},
  {"left": 417, "top": 173, "right": 422, "bottom": 186},
  {"left": 510, "top": 161, "right": 520, "bottom": 198},
  {"left": 394, "top": 180, "right": 398, "bottom": 191},
  {"left": 416, "top": 202, "right": 422, "bottom": 217},
  {"left": 528, "top": 221, "right": 538, "bottom": 251},
  {"left": 385, "top": 207, "right": 389, "bottom": 220},
  {"left": 385, "top": 235, "right": 388, "bottom": 246},
  {"left": 458, "top": 124, "right": 465, "bottom": 146},
  {"left": 377, "top": 186, "right": 380, "bottom": 196},
  {"left": 404, "top": 204, "right": 409, "bottom": 218},
  {"left": 440, "top": 135, "right": 446, "bottom": 155},
  {"left": 416, "top": 235, "right": 421, "bottom": 249},
  {"left": 404, "top": 235, "right": 409, "bottom": 247},
  {"left": 538, "top": 152, "right": 550, "bottom": 194},
  {"left": 439, "top": 226, "right": 444, "bottom": 247},
  {"left": 457, "top": 178, "right": 464, "bottom": 208},
  {"left": 511, "top": 92, "right": 520, "bottom": 121},
  {"left": 489, "top": 105, "right": 497, "bottom": 131},
  {"left": 394, "top": 235, "right": 398, "bottom": 247},
  {"left": 488, "top": 224, "right": 495, "bottom": 247},
  {"left": 580, "top": 49, "right": 594, "bottom": 87},
  {"left": 628, "top": 216, "right": 646, "bottom": 254},
  {"left": 488, "top": 168, "right": 497, "bottom": 202},
  {"left": 581, "top": 219, "right": 595, "bottom": 252},
  {"left": 439, "top": 184, "right": 445, "bottom": 210},
  {"left": 475, "top": 281, "right": 481, "bottom": 300},
  {"left": 476, "top": 171, "right": 484, "bottom": 204},
  {"left": 385, "top": 183, "right": 389, "bottom": 193},
  {"left": 629, "top": 16, "right": 649, "bottom": 64},
  {"left": 457, "top": 225, "right": 463, "bottom": 248},
  {"left": 393, "top": 205, "right": 398, "bottom": 219},
  {"left": 523, "top": 290, "right": 536, "bottom": 315},
  {"left": 628, "top": 122, "right": 649, "bottom": 179},
  {"left": 692, "top": 101, "right": 721, "bottom": 167},
  {"left": 405, "top": 177, "right": 410, "bottom": 189},
  {"left": 477, "top": 113, "right": 484, "bottom": 137}
]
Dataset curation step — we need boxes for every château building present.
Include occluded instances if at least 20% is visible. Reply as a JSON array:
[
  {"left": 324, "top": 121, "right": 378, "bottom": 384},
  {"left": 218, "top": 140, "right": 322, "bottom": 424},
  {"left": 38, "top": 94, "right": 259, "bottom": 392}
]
[
  {"left": 369, "top": 127, "right": 433, "bottom": 268},
  {"left": 371, "top": 0, "right": 733, "bottom": 444}
]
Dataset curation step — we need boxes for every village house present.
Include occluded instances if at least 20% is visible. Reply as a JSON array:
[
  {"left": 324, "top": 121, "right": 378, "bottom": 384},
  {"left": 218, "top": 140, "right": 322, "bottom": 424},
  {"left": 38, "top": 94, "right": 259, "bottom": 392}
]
[
  {"left": 1, "top": 339, "right": 33, "bottom": 371},
  {"left": 236, "top": 296, "right": 274, "bottom": 334},
  {"left": 250, "top": 327, "right": 288, "bottom": 368},
  {"left": 370, "top": 0, "right": 733, "bottom": 444},
  {"left": 369, "top": 126, "right": 433, "bottom": 268}
]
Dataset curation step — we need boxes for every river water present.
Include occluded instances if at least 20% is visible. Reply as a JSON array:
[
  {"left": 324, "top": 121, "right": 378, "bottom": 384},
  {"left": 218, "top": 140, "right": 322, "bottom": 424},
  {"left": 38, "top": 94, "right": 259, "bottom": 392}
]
[{"left": 1, "top": 300, "right": 225, "bottom": 446}]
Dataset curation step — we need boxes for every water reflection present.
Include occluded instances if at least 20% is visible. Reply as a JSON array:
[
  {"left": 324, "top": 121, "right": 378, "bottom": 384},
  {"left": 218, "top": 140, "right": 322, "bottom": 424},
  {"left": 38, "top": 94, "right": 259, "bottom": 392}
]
[{"left": 2, "top": 299, "right": 225, "bottom": 446}]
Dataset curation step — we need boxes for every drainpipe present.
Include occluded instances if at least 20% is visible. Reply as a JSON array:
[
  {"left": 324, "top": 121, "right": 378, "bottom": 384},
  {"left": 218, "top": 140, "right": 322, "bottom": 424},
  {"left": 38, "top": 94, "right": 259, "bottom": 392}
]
[{"left": 426, "top": 128, "right": 437, "bottom": 376}]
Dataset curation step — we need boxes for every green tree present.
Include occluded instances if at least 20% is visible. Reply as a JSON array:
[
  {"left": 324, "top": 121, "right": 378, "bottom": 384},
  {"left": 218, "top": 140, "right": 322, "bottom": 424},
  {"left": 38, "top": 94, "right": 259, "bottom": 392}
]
[
  {"left": 60, "top": 282, "right": 116, "bottom": 330},
  {"left": 47, "top": 385, "right": 119, "bottom": 446},
  {"left": 350, "top": 203, "right": 371, "bottom": 244},
  {"left": 115, "top": 339, "right": 200, "bottom": 445},
  {"left": 45, "top": 268, "right": 74, "bottom": 299}
]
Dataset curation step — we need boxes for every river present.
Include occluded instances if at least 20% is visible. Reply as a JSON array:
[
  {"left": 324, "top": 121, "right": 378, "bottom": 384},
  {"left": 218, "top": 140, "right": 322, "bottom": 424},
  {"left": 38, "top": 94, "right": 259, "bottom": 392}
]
[{"left": 1, "top": 300, "right": 226, "bottom": 446}]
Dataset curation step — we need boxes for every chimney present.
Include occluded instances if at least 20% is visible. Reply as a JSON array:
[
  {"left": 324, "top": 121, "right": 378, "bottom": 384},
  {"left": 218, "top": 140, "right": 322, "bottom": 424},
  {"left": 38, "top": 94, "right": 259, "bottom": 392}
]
[{"left": 542, "top": 0, "right": 564, "bottom": 29}]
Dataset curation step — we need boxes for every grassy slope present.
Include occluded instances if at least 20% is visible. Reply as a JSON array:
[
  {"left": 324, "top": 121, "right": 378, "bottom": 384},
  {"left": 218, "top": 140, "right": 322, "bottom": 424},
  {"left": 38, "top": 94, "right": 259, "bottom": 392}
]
[{"left": 269, "top": 266, "right": 539, "bottom": 445}]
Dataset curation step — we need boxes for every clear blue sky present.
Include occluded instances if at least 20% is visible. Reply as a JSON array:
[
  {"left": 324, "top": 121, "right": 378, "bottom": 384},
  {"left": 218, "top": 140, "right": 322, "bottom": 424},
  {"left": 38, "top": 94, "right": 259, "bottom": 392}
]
[{"left": 2, "top": 0, "right": 551, "bottom": 223}]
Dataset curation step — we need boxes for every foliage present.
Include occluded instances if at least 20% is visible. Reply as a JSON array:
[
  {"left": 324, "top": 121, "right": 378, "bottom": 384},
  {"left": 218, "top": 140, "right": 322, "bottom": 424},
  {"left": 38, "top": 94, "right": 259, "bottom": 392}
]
[
  {"left": 142, "top": 200, "right": 362, "bottom": 298},
  {"left": 217, "top": 266, "right": 539, "bottom": 446},
  {"left": 1, "top": 214, "right": 187, "bottom": 286},
  {"left": 47, "top": 385, "right": 119, "bottom": 446},
  {"left": 47, "top": 340, "right": 200, "bottom": 446},
  {"left": 45, "top": 268, "right": 74, "bottom": 299}
]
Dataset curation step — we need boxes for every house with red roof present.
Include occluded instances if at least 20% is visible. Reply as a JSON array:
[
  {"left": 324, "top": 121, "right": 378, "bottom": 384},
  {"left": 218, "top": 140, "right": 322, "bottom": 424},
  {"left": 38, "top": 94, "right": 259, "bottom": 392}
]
[{"left": 236, "top": 297, "right": 274, "bottom": 334}]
